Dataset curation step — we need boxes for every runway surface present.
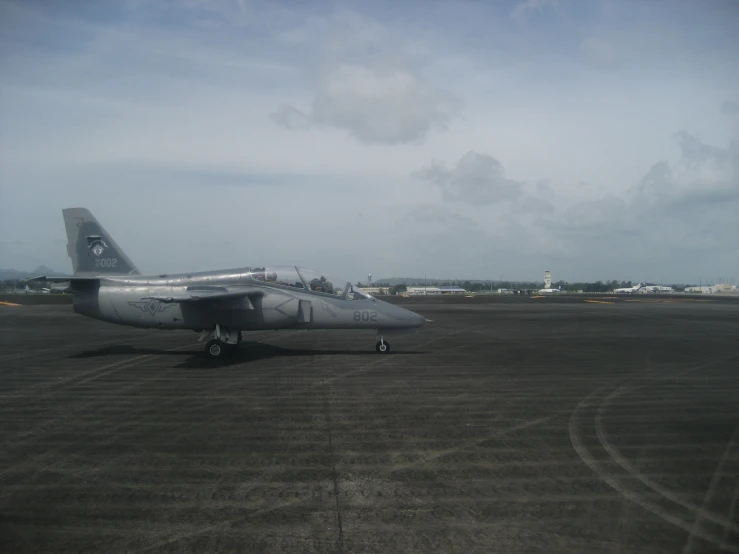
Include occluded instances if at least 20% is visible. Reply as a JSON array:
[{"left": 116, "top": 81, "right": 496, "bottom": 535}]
[{"left": 1, "top": 298, "right": 738, "bottom": 553}]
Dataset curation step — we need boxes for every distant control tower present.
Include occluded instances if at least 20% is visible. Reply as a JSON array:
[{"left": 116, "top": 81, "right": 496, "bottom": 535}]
[{"left": 544, "top": 270, "right": 551, "bottom": 289}]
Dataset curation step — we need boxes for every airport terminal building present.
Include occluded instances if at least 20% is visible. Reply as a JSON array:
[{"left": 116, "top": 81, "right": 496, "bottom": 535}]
[
  {"left": 358, "top": 286, "right": 467, "bottom": 296},
  {"left": 406, "top": 286, "right": 466, "bottom": 295},
  {"left": 684, "top": 284, "right": 736, "bottom": 294}
]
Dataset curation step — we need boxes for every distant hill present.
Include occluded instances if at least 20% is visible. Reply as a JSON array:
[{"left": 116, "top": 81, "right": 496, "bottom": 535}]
[
  {"left": 373, "top": 277, "right": 508, "bottom": 286},
  {"left": 0, "top": 265, "right": 70, "bottom": 281}
]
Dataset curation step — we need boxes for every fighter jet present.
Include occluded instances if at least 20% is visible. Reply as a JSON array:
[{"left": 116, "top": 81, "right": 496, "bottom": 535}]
[{"left": 30, "top": 208, "right": 426, "bottom": 358}]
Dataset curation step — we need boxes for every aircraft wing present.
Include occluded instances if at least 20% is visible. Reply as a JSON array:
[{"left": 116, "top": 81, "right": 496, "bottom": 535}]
[
  {"left": 23, "top": 275, "right": 121, "bottom": 284},
  {"left": 22, "top": 275, "right": 76, "bottom": 283},
  {"left": 141, "top": 285, "right": 264, "bottom": 303}
]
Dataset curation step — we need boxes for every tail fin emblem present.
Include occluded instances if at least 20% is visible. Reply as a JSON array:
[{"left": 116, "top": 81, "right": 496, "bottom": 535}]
[{"left": 86, "top": 235, "right": 108, "bottom": 257}]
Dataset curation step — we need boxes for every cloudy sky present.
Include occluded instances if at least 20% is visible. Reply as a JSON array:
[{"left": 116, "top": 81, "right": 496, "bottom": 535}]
[{"left": 1, "top": 0, "right": 737, "bottom": 283}]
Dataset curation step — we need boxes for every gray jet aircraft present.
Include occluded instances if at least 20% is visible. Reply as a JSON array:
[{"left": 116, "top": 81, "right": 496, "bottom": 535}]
[{"left": 30, "top": 208, "right": 426, "bottom": 358}]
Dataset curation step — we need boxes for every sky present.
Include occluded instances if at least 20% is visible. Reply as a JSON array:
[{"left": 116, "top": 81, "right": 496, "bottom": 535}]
[{"left": 0, "top": 0, "right": 737, "bottom": 284}]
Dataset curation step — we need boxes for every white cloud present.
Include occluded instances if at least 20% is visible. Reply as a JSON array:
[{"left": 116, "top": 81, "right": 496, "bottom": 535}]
[
  {"left": 414, "top": 151, "right": 523, "bottom": 205},
  {"left": 583, "top": 132, "right": 738, "bottom": 261},
  {"left": 307, "top": 64, "right": 460, "bottom": 144},
  {"left": 631, "top": 132, "right": 737, "bottom": 203},
  {"left": 673, "top": 130, "right": 732, "bottom": 171},
  {"left": 270, "top": 9, "right": 460, "bottom": 144},
  {"left": 410, "top": 130, "right": 739, "bottom": 280}
]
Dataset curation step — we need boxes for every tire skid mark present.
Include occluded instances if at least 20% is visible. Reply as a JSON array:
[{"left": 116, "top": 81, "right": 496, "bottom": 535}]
[
  {"left": 570, "top": 387, "right": 728, "bottom": 550},
  {"left": 681, "top": 422, "right": 739, "bottom": 554},
  {"left": 597, "top": 385, "right": 739, "bottom": 536},
  {"left": 388, "top": 413, "right": 559, "bottom": 473},
  {"left": 723, "top": 474, "right": 739, "bottom": 550},
  {"left": 569, "top": 352, "right": 739, "bottom": 552},
  {"left": 0, "top": 347, "right": 64, "bottom": 362}
]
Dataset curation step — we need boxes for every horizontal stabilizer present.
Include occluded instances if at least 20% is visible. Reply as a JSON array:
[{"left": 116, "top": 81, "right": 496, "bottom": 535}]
[{"left": 141, "top": 285, "right": 263, "bottom": 303}]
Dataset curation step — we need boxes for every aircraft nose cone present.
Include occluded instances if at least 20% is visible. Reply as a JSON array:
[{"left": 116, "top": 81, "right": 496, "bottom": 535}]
[
  {"left": 389, "top": 304, "right": 425, "bottom": 328},
  {"left": 410, "top": 311, "right": 426, "bottom": 327}
]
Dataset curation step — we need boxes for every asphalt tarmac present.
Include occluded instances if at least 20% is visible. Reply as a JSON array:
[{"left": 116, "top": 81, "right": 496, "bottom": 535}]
[{"left": 1, "top": 297, "right": 738, "bottom": 553}]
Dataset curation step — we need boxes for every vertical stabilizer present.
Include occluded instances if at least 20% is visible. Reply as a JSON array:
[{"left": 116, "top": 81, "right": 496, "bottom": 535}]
[{"left": 62, "top": 208, "right": 140, "bottom": 275}]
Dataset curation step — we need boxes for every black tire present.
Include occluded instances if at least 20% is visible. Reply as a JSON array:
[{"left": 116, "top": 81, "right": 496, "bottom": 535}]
[
  {"left": 206, "top": 339, "right": 227, "bottom": 358},
  {"left": 375, "top": 340, "right": 390, "bottom": 354}
]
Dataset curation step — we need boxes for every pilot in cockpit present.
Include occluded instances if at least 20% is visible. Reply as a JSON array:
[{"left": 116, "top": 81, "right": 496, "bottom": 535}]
[{"left": 310, "top": 276, "right": 334, "bottom": 294}]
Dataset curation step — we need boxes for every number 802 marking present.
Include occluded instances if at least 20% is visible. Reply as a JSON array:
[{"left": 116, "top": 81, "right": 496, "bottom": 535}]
[{"left": 353, "top": 311, "right": 377, "bottom": 322}]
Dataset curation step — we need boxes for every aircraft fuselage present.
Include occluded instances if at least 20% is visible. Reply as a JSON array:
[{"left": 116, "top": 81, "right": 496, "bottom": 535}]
[{"left": 72, "top": 268, "right": 424, "bottom": 333}]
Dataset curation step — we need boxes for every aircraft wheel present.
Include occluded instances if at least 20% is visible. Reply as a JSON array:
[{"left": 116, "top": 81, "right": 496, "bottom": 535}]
[
  {"left": 376, "top": 340, "right": 390, "bottom": 354},
  {"left": 206, "top": 339, "right": 227, "bottom": 358}
]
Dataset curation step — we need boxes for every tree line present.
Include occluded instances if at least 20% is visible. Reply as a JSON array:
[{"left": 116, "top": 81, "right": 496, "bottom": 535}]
[{"left": 356, "top": 279, "right": 688, "bottom": 294}]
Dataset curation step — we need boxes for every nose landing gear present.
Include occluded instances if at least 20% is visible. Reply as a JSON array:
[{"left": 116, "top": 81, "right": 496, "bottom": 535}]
[{"left": 375, "top": 336, "right": 390, "bottom": 354}]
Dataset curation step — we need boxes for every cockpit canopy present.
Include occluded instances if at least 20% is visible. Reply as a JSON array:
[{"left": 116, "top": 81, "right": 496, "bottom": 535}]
[{"left": 246, "top": 266, "right": 372, "bottom": 300}]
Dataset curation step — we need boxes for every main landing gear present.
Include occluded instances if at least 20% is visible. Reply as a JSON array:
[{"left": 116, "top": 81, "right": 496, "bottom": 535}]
[
  {"left": 201, "top": 324, "right": 241, "bottom": 358},
  {"left": 206, "top": 339, "right": 226, "bottom": 358},
  {"left": 376, "top": 336, "right": 390, "bottom": 354}
]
